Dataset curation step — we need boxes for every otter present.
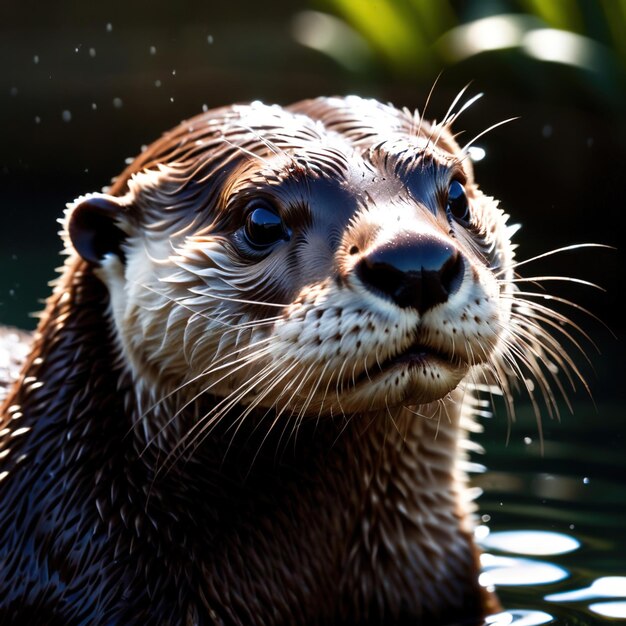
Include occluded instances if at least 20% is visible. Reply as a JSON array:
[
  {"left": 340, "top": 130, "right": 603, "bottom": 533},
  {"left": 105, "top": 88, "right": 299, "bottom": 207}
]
[{"left": 0, "top": 96, "right": 584, "bottom": 625}]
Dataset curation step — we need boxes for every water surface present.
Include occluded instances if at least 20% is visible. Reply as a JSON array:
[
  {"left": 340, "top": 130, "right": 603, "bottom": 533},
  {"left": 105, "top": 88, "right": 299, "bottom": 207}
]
[{"left": 474, "top": 398, "right": 625, "bottom": 625}]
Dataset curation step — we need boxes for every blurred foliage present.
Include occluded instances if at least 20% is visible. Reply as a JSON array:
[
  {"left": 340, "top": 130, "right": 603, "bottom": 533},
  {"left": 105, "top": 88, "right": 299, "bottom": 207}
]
[{"left": 303, "top": 0, "right": 626, "bottom": 106}]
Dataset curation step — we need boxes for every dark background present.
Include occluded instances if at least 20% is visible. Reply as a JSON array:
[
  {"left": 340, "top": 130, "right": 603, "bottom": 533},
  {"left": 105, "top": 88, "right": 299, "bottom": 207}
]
[{"left": 0, "top": 0, "right": 623, "bottom": 404}]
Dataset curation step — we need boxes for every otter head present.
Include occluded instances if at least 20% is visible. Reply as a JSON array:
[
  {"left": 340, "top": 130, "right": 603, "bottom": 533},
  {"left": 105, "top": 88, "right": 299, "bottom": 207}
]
[{"left": 65, "top": 96, "right": 516, "bottom": 441}]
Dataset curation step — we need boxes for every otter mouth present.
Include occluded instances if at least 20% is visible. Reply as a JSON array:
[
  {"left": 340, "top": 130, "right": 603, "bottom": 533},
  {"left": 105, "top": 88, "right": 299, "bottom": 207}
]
[{"left": 355, "top": 337, "right": 465, "bottom": 386}]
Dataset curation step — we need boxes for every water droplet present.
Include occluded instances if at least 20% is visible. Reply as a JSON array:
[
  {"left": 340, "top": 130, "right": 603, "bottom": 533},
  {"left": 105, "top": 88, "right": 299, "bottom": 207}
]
[
  {"left": 542, "top": 124, "right": 553, "bottom": 138},
  {"left": 475, "top": 525, "right": 490, "bottom": 541},
  {"left": 523, "top": 436, "right": 532, "bottom": 445},
  {"left": 34, "top": 116, "right": 41, "bottom": 124},
  {"left": 172, "top": 69, "right": 176, "bottom": 76},
  {"left": 481, "top": 514, "right": 491, "bottom": 523},
  {"left": 207, "top": 35, "right": 214, "bottom": 44},
  {"left": 91, "top": 103, "right": 97, "bottom": 110},
  {"left": 468, "top": 146, "right": 486, "bottom": 161},
  {"left": 33, "top": 55, "right": 39, "bottom": 64},
  {"left": 106, "top": 22, "right": 113, "bottom": 32},
  {"left": 170, "top": 97, "right": 175, "bottom": 103},
  {"left": 113, "top": 97, "right": 123, "bottom": 109},
  {"left": 583, "top": 476, "right": 590, "bottom": 484},
  {"left": 62, "top": 110, "right": 72, "bottom": 122},
  {"left": 154, "top": 79, "right": 161, "bottom": 88},
  {"left": 149, "top": 45, "right": 156, "bottom": 55},
  {"left": 202, "top": 104, "right": 208, "bottom": 112},
  {"left": 89, "top": 48, "right": 96, "bottom": 58}
]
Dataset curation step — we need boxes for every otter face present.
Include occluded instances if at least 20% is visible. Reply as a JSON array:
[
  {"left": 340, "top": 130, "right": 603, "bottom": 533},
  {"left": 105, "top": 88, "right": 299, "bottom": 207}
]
[{"left": 66, "top": 96, "right": 515, "bottom": 425}]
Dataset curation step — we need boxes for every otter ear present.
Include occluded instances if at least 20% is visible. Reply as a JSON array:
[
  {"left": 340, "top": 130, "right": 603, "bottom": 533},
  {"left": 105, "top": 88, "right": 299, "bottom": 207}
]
[{"left": 67, "top": 194, "right": 131, "bottom": 265}]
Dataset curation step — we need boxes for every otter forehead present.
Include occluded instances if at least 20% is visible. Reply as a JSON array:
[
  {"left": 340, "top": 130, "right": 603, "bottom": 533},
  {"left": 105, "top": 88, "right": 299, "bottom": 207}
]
[{"left": 122, "top": 97, "right": 473, "bottom": 241}]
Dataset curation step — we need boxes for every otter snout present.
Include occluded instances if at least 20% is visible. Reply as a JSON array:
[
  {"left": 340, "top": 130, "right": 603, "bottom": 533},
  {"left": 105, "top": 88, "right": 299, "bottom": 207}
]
[{"left": 356, "top": 231, "right": 464, "bottom": 314}]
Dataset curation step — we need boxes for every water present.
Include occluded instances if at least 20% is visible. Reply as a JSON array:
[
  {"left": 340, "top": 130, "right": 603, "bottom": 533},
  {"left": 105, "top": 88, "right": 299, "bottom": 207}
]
[{"left": 473, "top": 400, "right": 625, "bottom": 624}]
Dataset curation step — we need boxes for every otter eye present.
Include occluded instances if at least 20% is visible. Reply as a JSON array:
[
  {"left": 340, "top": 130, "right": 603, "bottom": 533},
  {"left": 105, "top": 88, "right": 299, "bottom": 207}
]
[
  {"left": 243, "top": 202, "right": 289, "bottom": 248},
  {"left": 446, "top": 180, "right": 470, "bottom": 226}
]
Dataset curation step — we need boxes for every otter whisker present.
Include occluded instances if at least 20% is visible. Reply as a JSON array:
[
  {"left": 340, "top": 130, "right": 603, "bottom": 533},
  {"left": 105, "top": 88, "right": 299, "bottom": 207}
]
[
  {"left": 433, "top": 400, "right": 446, "bottom": 440},
  {"left": 483, "top": 359, "right": 517, "bottom": 427},
  {"left": 141, "top": 342, "right": 277, "bottom": 456},
  {"left": 470, "top": 350, "right": 509, "bottom": 411},
  {"left": 461, "top": 117, "right": 519, "bottom": 155},
  {"left": 316, "top": 369, "right": 339, "bottom": 426},
  {"left": 465, "top": 337, "right": 482, "bottom": 369},
  {"left": 439, "top": 82, "right": 473, "bottom": 130},
  {"left": 496, "top": 324, "right": 567, "bottom": 422},
  {"left": 495, "top": 346, "right": 550, "bottom": 449},
  {"left": 135, "top": 280, "right": 286, "bottom": 328},
  {"left": 445, "top": 93, "right": 484, "bottom": 129},
  {"left": 334, "top": 356, "right": 351, "bottom": 403},
  {"left": 292, "top": 362, "right": 331, "bottom": 444},
  {"left": 411, "top": 70, "right": 442, "bottom": 140},
  {"left": 212, "top": 360, "right": 297, "bottom": 464},
  {"left": 430, "top": 85, "right": 483, "bottom": 153},
  {"left": 229, "top": 123, "right": 289, "bottom": 159},
  {"left": 464, "top": 342, "right": 515, "bottom": 425},
  {"left": 503, "top": 321, "right": 577, "bottom": 413},
  {"left": 493, "top": 328, "right": 545, "bottom": 403},
  {"left": 265, "top": 368, "right": 322, "bottom": 464},
  {"left": 506, "top": 290, "right": 610, "bottom": 335},
  {"left": 496, "top": 243, "right": 613, "bottom": 276},
  {"left": 234, "top": 362, "right": 309, "bottom": 471},
  {"left": 505, "top": 310, "right": 597, "bottom": 388},
  {"left": 218, "top": 133, "right": 274, "bottom": 167},
  {"left": 184, "top": 288, "right": 289, "bottom": 309},
  {"left": 515, "top": 315, "right": 592, "bottom": 395},
  {"left": 226, "top": 363, "right": 300, "bottom": 464},
  {"left": 360, "top": 349, "right": 377, "bottom": 386},
  {"left": 168, "top": 358, "right": 293, "bottom": 471},
  {"left": 329, "top": 407, "right": 358, "bottom": 451},
  {"left": 404, "top": 405, "right": 436, "bottom": 419},
  {"left": 439, "top": 390, "right": 458, "bottom": 427},
  {"left": 509, "top": 301, "right": 597, "bottom": 370},
  {"left": 383, "top": 395, "right": 409, "bottom": 444},
  {"left": 131, "top": 333, "right": 278, "bottom": 442},
  {"left": 505, "top": 275, "right": 604, "bottom": 290}
]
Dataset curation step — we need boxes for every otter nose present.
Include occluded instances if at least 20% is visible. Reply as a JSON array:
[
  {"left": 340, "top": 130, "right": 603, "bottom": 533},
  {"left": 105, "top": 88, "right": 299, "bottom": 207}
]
[{"left": 356, "top": 232, "right": 463, "bottom": 314}]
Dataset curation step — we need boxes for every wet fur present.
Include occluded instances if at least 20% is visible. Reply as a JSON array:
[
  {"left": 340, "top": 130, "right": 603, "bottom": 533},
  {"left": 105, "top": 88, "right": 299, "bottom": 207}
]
[{"left": 0, "top": 95, "right": 588, "bottom": 625}]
